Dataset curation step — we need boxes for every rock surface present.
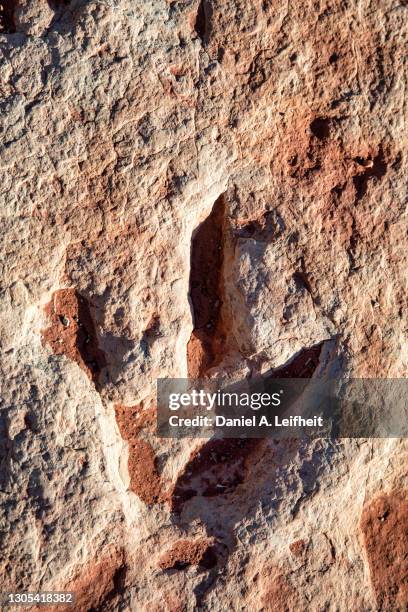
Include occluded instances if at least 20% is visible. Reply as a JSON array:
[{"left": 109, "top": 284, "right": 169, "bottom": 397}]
[{"left": 0, "top": 0, "right": 407, "bottom": 610}]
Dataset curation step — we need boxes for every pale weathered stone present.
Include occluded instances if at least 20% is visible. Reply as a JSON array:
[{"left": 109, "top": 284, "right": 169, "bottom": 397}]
[{"left": 0, "top": 0, "right": 407, "bottom": 610}]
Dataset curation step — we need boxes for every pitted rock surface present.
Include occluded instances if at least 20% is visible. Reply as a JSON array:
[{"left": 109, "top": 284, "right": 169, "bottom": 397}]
[{"left": 0, "top": 0, "right": 407, "bottom": 609}]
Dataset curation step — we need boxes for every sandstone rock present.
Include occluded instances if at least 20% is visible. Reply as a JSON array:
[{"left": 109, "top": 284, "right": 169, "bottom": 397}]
[
  {"left": 361, "top": 491, "right": 408, "bottom": 611},
  {"left": 158, "top": 537, "right": 217, "bottom": 571},
  {"left": 0, "top": 0, "right": 407, "bottom": 610}
]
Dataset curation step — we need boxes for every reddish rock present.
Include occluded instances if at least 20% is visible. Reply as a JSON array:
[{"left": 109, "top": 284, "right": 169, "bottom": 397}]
[
  {"left": 33, "top": 547, "right": 126, "bottom": 612},
  {"left": 261, "top": 571, "right": 301, "bottom": 612},
  {"left": 289, "top": 539, "right": 306, "bottom": 558},
  {"left": 126, "top": 438, "right": 163, "bottom": 505},
  {"left": 64, "top": 548, "right": 125, "bottom": 612},
  {"left": 42, "top": 289, "right": 106, "bottom": 385},
  {"left": 361, "top": 491, "right": 408, "bottom": 611},
  {"left": 187, "top": 194, "right": 228, "bottom": 377},
  {"left": 114, "top": 403, "right": 156, "bottom": 439},
  {"left": 151, "top": 591, "right": 187, "bottom": 612},
  {"left": 115, "top": 403, "right": 166, "bottom": 505},
  {"left": 1, "top": 0, "right": 407, "bottom": 608},
  {"left": 158, "top": 537, "right": 217, "bottom": 570},
  {"left": 186, "top": 330, "right": 213, "bottom": 379}
]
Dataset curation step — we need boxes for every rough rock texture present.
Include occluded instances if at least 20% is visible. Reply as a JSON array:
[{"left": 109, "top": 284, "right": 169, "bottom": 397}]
[
  {"left": 42, "top": 288, "right": 107, "bottom": 384},
  {"left": 158, "top": 537, "right": 217, "bottom": 570},
  {"left": 361, "top": 491, "right": 408, "bottom": 610},
  {"left": 0, "top": 0, "right": 407, "bottom": 610}
]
